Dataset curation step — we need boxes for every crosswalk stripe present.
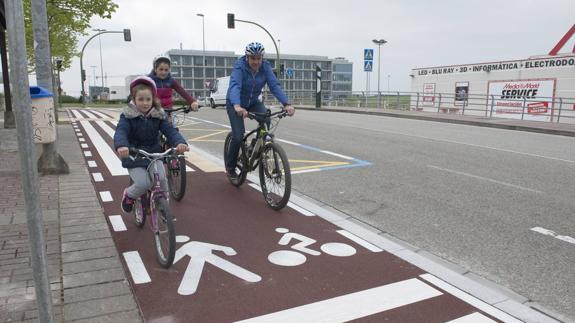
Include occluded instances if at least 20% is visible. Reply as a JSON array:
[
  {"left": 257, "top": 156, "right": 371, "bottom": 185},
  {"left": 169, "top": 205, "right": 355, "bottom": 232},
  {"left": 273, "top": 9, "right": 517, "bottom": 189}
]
[
  {"left": 79, "top": 120, "right": 127, "bottom": 176},
  {"left": 237, "top": 278, "right": 442, "bottom": 323}
]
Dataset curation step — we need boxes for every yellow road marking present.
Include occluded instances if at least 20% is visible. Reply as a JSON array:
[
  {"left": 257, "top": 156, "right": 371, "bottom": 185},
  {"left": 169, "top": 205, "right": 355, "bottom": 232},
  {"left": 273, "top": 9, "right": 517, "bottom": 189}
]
[{"left": 188, "top": 130, "right": 228, "bottom": 141}]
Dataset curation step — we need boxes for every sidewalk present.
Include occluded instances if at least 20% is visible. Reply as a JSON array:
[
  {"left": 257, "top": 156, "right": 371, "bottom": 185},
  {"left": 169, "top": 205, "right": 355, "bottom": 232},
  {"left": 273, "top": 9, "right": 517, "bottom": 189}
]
[
  {"left": 0, "top": 107, "right": 572, "bottom": 322},
  {"left": 0, "top": 115, "right": 141, "bottom": 322},
  {"left": 296, "top": 105, "right": 575, "bottom": 137}
]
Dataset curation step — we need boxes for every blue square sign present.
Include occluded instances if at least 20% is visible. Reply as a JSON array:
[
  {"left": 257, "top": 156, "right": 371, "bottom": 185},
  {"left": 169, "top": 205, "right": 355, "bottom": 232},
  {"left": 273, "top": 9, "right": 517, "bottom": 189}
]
[
  {"left": 364, "top": 60, "right": 373, "bottom": 72},
  {"left": 364, "top": 49, "right": 374, "bottom": 60}
]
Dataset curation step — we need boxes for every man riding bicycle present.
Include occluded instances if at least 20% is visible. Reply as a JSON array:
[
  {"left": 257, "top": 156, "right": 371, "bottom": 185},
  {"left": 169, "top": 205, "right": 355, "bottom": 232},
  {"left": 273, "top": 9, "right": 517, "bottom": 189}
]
[{"left": 225, "top": 42, "right": 295, "bottom": 179}]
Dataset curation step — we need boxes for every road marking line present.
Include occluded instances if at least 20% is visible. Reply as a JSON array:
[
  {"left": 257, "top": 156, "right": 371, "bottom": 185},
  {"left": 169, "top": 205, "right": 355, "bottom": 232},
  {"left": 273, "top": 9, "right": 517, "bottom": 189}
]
[
  {"left": 237, "top": 278, "right": 442, "bottom": 323},
  {"left": 83, "top": 151, "right": 92, "bottom": 157},
  {"left": 446, "top": 312, "right": 497, "bottom": 323},
  {"left": 123, "top": 251, "right": 151, "bottom": 284},
  {"left": 92, "top": 172, "right": 103, "bottom": 182},
  {"left": 79, "top": 119, "right": 127, "bottom": 176},
  {"left": 81, "top": 143, "right": 88, "bottom": 148},
  {"left": 184, "top": 149, "right": 221, "bottom": 172},
  {"left": 420, "top": 274, "right": 522, "bottom": 323},
  {"left": 287, "top": 202, "right": 315, "bottom": 216},
  {"left": 336, "top": 230, "right": 383, "bottom": 252},
  {"left": 427, "top": 165, "right": 542, "bottom": 194},
  {"left": 320, "top": 150, "right": 354, "bottom": 160},
  {"left": 78, "top": 138, "right": 85, "bottom": 142},
  {"left": 87, "top": 160, "right": 97, "bottom": 168},
  {"left": 189, "top": 130, "right": 229, "bottom": 141},
  {"left": 99, "top": 191, "right": 113, "bottom": 202},
  {"left": 531, "top": 227, "right": 575, "bottom": 245},
  {"left": 292, "top": 168, "right": 321, "bottom": 174},
  {"left": 109, "top": 215, "right": 127, "bottom": 232}
]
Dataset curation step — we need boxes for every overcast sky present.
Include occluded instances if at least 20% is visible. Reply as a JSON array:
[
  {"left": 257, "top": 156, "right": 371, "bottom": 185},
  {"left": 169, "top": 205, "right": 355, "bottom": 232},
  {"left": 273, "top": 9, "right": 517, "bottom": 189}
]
[{"left": 58, "top": 0, "right": 575, "bottom": 96}]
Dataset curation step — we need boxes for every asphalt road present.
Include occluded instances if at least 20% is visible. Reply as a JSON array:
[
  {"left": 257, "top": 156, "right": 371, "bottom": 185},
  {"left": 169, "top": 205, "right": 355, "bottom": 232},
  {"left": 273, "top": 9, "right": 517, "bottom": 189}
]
[{"left": 182, "top": 107, "right": 575, "bottom": 321}]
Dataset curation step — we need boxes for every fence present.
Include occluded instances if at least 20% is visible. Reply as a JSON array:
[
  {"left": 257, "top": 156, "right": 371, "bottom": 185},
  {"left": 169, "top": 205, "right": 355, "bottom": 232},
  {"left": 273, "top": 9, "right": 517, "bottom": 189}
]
[{"left": 261, "top": 90, "right": 575, "bottom": 124}]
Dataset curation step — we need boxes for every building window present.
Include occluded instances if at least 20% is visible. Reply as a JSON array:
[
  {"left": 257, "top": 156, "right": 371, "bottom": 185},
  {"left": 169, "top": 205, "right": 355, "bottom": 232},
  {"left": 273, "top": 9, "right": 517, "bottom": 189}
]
[
  {"left": 206, "top": 69, "right": 214, "bottom": 78},
  {"left": 216, "top": 68, "right": 226, "bottom": 77},
  {"left": 216, "top": 57, "right": 225, "bottom": 66},
  {"left": 206, "top": 57, "right": 214, "bottom": 66},
  {"left": 194, "top": 56, "right": 203, "bottom": 66},
  {"left": 183, "top": 56, "right": 192, "bottom": 66},
  {"left": 194, "top": 68, "right": 203, "bottom": 77},
  {"left": 194, "top": 79, "right": 204, "bottom": 89},
  {"left": 295, "top": 60, "right": 302, "bottom": 69},
  {"left": 333, "top": 64, "right": 352, "bottom": 73},
  {"left": 226, "top": 57, "right": 237, "bottom": 66},
  {"left": 171, "top": 55, "right": 181, "bottom": 65},
  {"left": 182, "top": 68, "right": 193, "bottom": 77}
]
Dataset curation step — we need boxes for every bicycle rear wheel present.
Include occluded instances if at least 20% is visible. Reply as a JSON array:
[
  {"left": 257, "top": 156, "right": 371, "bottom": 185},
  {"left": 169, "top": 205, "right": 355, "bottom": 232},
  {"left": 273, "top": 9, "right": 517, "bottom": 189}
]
[
  {"left": 259, "top": 142, "right": 291, "bottom": 210},
  {"left": 224, "top": 132, "right": 248, "bottom": 186},
  {"left": 167, "top": 155, "right": 186, "bottom": 201},
  {"left": 153, "top": 197, "right": 176, "bottom": 268}
]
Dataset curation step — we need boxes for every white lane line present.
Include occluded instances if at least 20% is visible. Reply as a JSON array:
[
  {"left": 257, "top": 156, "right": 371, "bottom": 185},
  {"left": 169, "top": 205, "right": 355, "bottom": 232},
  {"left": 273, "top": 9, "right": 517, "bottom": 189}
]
[
  {"left": 287, "top": 202, "right": 315, "bottom": 216},
  {"left": 108, "top": 215, "right": 127, "bottom": 232},
  {"left": 81, "top": 143, "right": 88, "bottom": 148},
  {"left": 87, "top": 109, "right": 112, "bottom": 119},
  {"left": 420, "top": 274, "right": 522, "bottom": 323},
  {"left": 80, "top": 120, "right": 127, "bottom": 176},
  {"left": 427, "top": 165, "right": 542, "bottom": 194},
  {"left": 531, "top": 227, "right": 575, "bottom": 245},
  {"left": 237, "top": 278, "right": 442, "bottom": 323},
  {"left": 123, "top": 251, "right": 151, "bottom": 284},
  {"left": 92, "top": 172, "right": 104, "bottom": 182},
  {"left": 320, "top": 150, "right": 354, "bottom": 160},
  {"left": 336, "top": 230, "right": 383, "bottom": 252},
  {"left": 83, "top": 151, "right": 92, "bottom": 157},
  {"left": 87, "top": 160, "right": 97, "bottom": 168},
  {"left": 99, "top": 191, "right": 113, "bottom": 202},
  {"left": 445, "top": 312, "right": 498, "bottom": 323},
  {"left": 292, "top": 168, "right": 321, "bottom": 174},
  {"left": 79, "top": 138, "right": 85, "bottom": 142},
  {"left": 189, "top": 116, "right": 231, "bottom": 128}
]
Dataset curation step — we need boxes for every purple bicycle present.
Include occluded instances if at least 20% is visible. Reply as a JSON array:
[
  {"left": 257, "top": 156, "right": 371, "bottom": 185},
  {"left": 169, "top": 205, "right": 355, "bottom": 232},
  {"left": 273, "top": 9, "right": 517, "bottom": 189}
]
[{"left": 129, "top": 148, "right": 176, "bottom": 268}]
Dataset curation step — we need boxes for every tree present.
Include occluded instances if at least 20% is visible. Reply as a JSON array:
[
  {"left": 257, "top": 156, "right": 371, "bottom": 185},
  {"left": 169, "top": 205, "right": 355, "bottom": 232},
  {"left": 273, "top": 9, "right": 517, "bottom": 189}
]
[{"left": 23, "top": 0, "right": 118, "bottom": 72}]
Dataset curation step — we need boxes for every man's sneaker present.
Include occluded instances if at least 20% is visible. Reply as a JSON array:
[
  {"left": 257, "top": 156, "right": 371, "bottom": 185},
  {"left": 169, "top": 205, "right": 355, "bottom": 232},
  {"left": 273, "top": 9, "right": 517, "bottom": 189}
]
[
  {"left": 226, "top": 167, "right": 238, "bottom": 180},
  {"left": 121, "top": 189, "right": 135, "bottom": 213}
]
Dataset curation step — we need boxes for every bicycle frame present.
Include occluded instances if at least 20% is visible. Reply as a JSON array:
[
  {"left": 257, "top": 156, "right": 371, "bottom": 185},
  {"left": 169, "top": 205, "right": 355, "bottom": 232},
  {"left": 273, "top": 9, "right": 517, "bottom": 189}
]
[
  {"left": 243, "top": 109, "right": 287, "bottom": 171},
  {"left": 147, "top": 161, "right": 169, "bottom": 233}
]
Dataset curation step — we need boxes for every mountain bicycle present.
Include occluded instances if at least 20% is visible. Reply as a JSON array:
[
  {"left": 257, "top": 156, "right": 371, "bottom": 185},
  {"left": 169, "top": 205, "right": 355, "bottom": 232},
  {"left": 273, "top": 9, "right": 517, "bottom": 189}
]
[
  {"left": 160, "top": 106, "right": 192, "bottom": 201},
  {"left": 224, "top": 108, "right": 291, "bottom": 210},
  {"left": 128, "top": 148, "right": 177, "bottom": 268}
]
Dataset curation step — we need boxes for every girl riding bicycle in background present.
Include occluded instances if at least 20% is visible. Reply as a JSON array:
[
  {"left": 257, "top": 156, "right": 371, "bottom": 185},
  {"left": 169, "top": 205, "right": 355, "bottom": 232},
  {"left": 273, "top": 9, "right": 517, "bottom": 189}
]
[
  {"left": 225, "top": 42, "right": 295, "bottom": 179},
  {"left": 148, "top": 56, "right": 199, "bottom": 113},
  {"left": 114, "top": 76, "right": 189, "bottom": 213}
]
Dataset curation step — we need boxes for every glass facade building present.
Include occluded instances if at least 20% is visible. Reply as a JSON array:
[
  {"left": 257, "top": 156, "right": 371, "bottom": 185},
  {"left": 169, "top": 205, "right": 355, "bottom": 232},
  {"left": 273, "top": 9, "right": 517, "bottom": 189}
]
[{"left": 166, "top": 49, "right": 352, "bottom": 101}]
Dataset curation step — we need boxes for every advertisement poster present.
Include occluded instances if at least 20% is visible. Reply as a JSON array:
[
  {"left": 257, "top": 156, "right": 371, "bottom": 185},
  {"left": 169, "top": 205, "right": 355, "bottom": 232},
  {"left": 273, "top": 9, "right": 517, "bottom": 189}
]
[
  {"left": 422, "top": 83, "right": 436, "bottom": 107},
  {"left": 454, "top": 82, "right": 469, "bottom": 106},
  {"left": 488, "top": 79, "right": 556, "bottom": 121}
]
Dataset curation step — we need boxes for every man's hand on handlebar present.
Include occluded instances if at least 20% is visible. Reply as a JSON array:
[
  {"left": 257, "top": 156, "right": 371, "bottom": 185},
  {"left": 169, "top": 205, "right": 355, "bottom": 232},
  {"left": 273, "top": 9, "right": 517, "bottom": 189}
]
[
  {"left": 284, "top": 104, "right": 295, "bottom": 116},
  {"left": 190, "top": 101, "right": 199, "bottom": 111},
  {"left": 117, "top": 147, "right": 129, "bottom": 159},
  {"left": 234, "top": 104, "right": 248, "bottom": 118},
  {"left": 176, "top": 144, "right": 189, "bottom": 154}
]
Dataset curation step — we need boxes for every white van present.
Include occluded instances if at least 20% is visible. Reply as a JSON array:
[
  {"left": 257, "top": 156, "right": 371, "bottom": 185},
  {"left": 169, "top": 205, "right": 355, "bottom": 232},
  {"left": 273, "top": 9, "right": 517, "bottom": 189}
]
[{"left": 208, "top": 76, "right": 230, "bottom": 109}]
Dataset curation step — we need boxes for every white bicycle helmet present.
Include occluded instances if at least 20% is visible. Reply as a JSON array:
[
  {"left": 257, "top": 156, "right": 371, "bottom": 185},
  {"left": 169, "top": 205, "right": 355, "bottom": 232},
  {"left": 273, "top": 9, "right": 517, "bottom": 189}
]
[
  {"left": 153, "top": 55, "right": 171, "bottom": 69},
  {"left": 245, "top": 42, "right": 265, "bottom": 56}
]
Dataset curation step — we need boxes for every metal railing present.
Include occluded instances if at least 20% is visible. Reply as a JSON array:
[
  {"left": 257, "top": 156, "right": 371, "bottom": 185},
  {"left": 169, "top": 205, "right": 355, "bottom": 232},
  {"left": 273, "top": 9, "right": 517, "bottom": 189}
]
[{"left": 260, "top": 90, "right": 575, "bottom": 124}]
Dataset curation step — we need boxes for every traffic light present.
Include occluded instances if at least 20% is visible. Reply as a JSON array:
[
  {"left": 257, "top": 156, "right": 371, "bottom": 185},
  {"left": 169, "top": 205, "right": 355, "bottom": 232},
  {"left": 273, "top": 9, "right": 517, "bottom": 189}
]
[
  {"left": 280, "top": 64, "right": 285, "bottom": 76},
  {"left": 227, "top": 13, "right": 235, "bottom": 29},
  {"left": 123, "top": 29, "right": 131, "bottom": 41},
  {"left": 81, "top": 69, "right": 86, "bottom": 82},
  {"left": 55, "top": 59, "right": 62, "bottom": 70}
]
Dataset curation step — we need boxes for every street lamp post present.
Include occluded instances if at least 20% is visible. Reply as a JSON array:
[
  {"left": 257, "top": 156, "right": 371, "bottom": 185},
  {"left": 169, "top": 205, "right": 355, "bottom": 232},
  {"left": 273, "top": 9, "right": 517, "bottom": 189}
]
[
  {"left": 372, "top": 38, "right": 387, "bottom": 108},
  {"left": 93, "top": 28, "right": 106, "bottom": 99},
  {"left": 79, "top": 29, "right": 131, "bottom": 104},
  {"left": 197, "top": 13, "right": 206, "bottom": 104}
]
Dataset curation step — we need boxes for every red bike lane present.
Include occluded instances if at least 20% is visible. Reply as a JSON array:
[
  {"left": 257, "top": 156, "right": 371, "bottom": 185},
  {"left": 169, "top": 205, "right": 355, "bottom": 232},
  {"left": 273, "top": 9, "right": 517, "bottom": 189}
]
[{"left": 68, "top": 109, "right": 522, "bottom": 323}]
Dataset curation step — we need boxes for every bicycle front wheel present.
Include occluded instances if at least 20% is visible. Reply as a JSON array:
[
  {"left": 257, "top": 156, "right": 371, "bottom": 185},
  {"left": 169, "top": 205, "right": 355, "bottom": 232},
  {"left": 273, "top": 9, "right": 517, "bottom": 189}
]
[
  {"left": 259, "top": 142, "right": 291, "bottom": 210},
  {"left": 153, "top": 198, "right": 176, "bottom": 268},
  {"left": 167, "top": 155, "right": 186, "bottom": 201},
  {"left": 224, "top": 132, "right": 248, "bottom": 186}
]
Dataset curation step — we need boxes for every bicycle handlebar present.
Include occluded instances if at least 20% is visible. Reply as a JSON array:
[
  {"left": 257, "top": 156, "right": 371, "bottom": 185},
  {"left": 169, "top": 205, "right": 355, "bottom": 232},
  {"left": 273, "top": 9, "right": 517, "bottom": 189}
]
[
  {"left": 165, "top": 105, "right": 197, "bottom": 115},
  {"left": 129, "top": 147, "right": 176, "bottom": 161},
  {"left": 247, "top": 109, "right": 288, "bottom": 122}
]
